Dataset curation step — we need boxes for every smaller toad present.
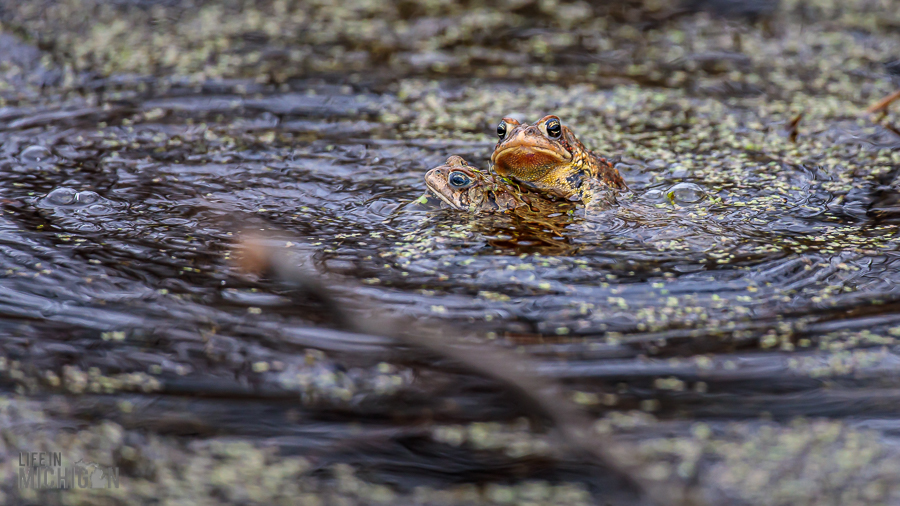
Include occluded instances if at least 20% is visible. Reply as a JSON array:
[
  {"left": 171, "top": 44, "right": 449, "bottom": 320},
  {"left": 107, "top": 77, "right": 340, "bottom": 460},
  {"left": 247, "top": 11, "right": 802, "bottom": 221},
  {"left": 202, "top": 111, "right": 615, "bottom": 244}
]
[{"left": 424, "top": 155, "right": 529, "bottom": 213}]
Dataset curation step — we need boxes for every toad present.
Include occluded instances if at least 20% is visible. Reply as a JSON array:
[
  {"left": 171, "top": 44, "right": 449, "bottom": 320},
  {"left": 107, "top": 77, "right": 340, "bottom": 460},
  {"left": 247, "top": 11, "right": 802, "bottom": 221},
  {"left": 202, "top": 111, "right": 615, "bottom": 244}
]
[
  {"left": 424, "top": 155, "right": 529, "bottom": 212},
  {"left": 490, "top": 115, "right": 627, "bottom": 202}
]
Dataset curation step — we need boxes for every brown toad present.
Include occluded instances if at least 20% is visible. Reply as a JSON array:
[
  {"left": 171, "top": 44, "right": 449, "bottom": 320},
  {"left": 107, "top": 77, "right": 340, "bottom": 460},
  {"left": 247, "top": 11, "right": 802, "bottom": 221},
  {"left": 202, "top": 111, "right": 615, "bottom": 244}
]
[
  {"left": 490, "top": 115, "right": 626, "bottom": 202},
  {"left": 424, "top": 155, "right": 529, "bottom": 212}
]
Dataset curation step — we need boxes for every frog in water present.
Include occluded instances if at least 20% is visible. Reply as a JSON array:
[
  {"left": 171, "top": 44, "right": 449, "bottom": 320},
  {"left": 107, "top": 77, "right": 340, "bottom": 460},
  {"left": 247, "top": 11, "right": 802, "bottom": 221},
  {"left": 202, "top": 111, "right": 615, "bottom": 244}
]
[
  {"left": 424, "top": 155, "right": 529, "bottom": 212},
  {"left": 490, "top": 115, "right": 627, "bottom": 202}
]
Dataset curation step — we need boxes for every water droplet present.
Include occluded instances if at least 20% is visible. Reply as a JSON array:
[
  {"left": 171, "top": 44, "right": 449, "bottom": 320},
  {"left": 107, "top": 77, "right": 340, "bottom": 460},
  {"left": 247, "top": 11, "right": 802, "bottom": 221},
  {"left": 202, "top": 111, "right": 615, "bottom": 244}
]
[
  {"left": 44, "top": 187, "right": 78, "bottom": 205},
  {"left": 19, "top": 145, "right": 55, "bottom": 164},
  {"left": 667, "top": 183, "right": 707, "bottom": 204}
]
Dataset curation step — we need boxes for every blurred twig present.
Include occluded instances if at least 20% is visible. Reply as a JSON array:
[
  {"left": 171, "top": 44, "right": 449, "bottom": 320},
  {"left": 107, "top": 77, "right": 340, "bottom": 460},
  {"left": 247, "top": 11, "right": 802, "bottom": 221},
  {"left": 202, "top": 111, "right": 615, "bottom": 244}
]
[
  {"left": 867, "top": 90, "right": 900, "bottom": 115},
  {"left": 237, "top": 232, "right": 706, "bottom": 506}
]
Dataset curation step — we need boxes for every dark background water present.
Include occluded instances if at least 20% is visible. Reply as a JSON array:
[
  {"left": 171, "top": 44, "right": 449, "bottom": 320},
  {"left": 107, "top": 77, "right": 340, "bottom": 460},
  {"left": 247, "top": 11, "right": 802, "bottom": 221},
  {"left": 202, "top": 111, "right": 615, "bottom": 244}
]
[{"left": 1, "top": 0, "right": 900, "bottom": 504}]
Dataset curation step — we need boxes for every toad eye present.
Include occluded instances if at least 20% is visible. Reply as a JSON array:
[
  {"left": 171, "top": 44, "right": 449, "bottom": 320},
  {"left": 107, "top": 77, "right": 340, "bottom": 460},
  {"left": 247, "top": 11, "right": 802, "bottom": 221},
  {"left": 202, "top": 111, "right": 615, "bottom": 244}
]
[
  {"left": 545, "top": 118, "right": 561, "bottom": 139},
  {"left": 448, "top": 171, "right": 473, "bottom": 188},
  {"left": 497, "top": 121, "right": 507, "bottom": 140}
]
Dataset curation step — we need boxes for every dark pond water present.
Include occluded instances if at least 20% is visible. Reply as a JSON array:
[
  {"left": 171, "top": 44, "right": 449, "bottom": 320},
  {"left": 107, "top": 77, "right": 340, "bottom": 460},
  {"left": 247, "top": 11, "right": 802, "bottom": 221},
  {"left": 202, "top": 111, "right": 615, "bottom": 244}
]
[{"left": 2, "top": 0, "right": 900, "bottom": 505}]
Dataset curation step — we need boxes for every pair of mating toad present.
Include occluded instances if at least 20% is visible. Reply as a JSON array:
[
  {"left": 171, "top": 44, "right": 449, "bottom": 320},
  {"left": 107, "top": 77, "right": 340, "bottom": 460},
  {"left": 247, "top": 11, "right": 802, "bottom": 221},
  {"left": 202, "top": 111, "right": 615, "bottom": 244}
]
[{"left": 424, "top": 116, "right": 627, "bottom": 213}]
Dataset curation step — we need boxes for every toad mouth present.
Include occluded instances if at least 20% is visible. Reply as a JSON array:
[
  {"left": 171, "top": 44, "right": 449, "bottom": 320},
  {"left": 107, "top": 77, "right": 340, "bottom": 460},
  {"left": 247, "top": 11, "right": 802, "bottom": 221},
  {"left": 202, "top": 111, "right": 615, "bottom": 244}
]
[
  {"left": 492, "top": 145, "right": 571, "bottom": 163},
  {"left": 425, "top": 179, "right": 463, "bottom": 210}
]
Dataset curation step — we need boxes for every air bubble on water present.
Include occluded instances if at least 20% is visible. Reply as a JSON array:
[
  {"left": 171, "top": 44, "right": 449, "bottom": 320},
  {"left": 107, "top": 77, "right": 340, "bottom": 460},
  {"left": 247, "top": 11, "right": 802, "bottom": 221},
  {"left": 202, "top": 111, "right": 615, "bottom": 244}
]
[
  {"left": 19, "top": 145, "right": 55, "bottom": 164},
  {"left": 75, "top": 191, "right": 101, "bottom": 205},
  {"left": 38, "top": 188, "right": 111, "bottom": 210},
  {"left": 74, "top": 223, "right": 102, "bottom": 232},
  {"left": 667, "top": 182, "right": 707, "bottom": 204},
  {"left": 85, "top": 204, "right": 112, "bottom": 216},
  {"left": 43, "top": 187, "right": 78, "bottom": 206}
]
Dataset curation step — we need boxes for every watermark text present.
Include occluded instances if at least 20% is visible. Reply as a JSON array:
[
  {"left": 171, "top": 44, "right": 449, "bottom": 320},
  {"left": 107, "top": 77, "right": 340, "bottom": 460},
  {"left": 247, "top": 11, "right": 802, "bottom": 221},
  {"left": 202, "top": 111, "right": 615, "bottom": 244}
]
[{"left": 17, "top": 452, "right": 119, "bottom": 489}]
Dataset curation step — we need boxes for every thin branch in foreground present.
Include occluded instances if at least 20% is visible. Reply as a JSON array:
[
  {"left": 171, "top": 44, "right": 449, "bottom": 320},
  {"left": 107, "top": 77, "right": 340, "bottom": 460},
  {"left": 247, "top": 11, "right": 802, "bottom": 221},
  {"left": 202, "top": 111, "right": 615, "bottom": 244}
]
[
  {"left": 235, "top": 232, "right": 708, "bottom": 506},
  {"left": 867, "top": 90, "right": 900, "bottom": 115}
]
